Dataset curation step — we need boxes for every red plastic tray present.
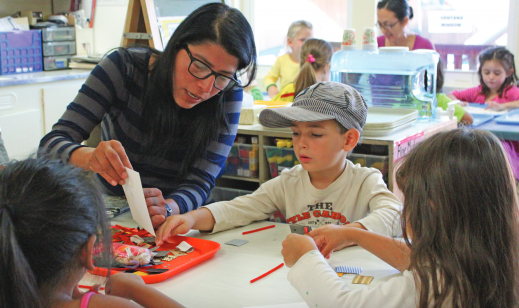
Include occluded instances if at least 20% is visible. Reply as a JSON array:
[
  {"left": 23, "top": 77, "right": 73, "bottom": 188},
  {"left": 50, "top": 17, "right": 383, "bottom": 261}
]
[{"left": 91, "top": 235, "right": 220, "bottom": 284}]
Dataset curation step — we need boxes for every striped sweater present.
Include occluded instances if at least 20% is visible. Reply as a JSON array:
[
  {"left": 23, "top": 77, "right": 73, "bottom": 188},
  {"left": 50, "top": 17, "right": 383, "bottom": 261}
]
[{"left": 39, "top": 49, "right": 242, "bottom": 213}]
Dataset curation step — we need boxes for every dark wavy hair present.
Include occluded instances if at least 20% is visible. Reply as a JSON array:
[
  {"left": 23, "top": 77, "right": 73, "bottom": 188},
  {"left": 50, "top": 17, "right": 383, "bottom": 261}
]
[
  {"left": 123, "top": 3, "right": 256, "bottom": 182},
  {"left": 377, "top": 0, "right": 414, "bottom": 21},
  {"left": 478, "top": 46, "right": 518, "bottom": 99},
  {"left": 0, "top": 158, "right": 112, "bottom": 308},
  {"left": 396, "top": 128, "right": 519, "bottom": 307}
]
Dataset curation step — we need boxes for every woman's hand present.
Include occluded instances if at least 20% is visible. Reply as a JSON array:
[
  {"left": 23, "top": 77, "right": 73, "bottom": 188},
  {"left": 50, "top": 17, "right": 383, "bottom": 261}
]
[
  {"left": 308, "top": 225, "right": 358, "bottom": 259},
  {"left": 104, "top": 273, "right": 144, "bottom": 299},
  {"left": 281, "top": 234, "right": 318, "bottom": 268},
  {"left": 144, "top": 188, "right": 179, "bottom": 228},
  {"left": 155, "top": 213, "right": 196, "bottom": 246},
  {"left": 71, "top": 140, "right": 132, "bottom": 186}
]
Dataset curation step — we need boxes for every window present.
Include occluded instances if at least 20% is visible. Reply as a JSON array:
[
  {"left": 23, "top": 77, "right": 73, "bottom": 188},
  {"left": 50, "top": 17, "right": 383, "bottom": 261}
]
[
  {"left": 406, "top": 0, "right": 510, "bottom": 71},
  {"left": 252, "top": 0, "right": 347, "bottom": 65}
]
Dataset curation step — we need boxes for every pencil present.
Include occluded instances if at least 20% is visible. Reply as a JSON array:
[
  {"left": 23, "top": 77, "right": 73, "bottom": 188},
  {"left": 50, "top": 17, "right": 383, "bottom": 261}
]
[
  {"left": 250, "top": 263, "right": 285, "bottom": 283},
  {"left": 242, "top": 224, "right": 275, "bottom": 235}
]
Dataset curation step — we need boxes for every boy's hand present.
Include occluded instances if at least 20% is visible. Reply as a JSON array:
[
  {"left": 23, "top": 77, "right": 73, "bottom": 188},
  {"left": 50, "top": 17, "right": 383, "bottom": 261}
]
[
  {"left": 155, "top": 214, "right": 195, "bottom": 246},
  {"left": 105, "top": 273, "right": 144, "bottom": 299},
  {"left": 281, "top": 234, "right": 318, "bottom": 267},
  {"left": 308, "top": 225, "right": 358, "bottom": 259}
]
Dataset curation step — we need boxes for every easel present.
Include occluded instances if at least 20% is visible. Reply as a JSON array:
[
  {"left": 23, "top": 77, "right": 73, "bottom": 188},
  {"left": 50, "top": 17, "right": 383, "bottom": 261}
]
[{"left": 121, "top": 0, "right": 163, "bottom": 50}]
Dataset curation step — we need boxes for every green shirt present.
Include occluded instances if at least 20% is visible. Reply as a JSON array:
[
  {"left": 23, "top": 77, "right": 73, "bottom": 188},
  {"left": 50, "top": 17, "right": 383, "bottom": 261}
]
[{"left": 436, "top": 93, "right": 466, "bottom": 123}]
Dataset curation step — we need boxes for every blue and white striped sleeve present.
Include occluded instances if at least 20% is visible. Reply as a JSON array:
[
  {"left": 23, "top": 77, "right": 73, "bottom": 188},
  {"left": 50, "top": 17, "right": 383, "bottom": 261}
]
[
  {"left": 38, "top": 51, "right": 125, "bottom": 161},
  {"left": 167, "top": 88, "right": 242, "bottom": 213}
]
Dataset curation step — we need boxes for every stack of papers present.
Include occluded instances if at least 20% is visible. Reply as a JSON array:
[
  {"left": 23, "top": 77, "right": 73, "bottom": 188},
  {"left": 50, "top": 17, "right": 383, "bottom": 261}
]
[
  {"left": 362, "top": 107, "right": 418, "bottom": 137},
  {"left": 68, "top": 54, "right": 103, "bottom": 70}
]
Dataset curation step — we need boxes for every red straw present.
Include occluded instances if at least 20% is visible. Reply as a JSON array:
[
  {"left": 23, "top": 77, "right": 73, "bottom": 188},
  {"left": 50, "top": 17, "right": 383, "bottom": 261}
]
[
  {"left": 242, "top": 224, "right": 275, "bottom": 235},
  {"left": 78, "top": 285, "right": 105, "bottom": 294},
  {"left": 304, "top": 227, "right": 308, "bottom": 234},
  {"left": 250, "top": 263, "right": 284, "bottom": 283}
]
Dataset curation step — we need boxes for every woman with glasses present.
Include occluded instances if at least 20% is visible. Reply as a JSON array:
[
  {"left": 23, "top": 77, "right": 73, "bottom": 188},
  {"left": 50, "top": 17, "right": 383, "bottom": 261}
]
[
  {"left": 376, "top": 0, "right": 434, "bottom": 51},
  {"left": 39, "top": 3, "right": 256, "bottom": 228}
]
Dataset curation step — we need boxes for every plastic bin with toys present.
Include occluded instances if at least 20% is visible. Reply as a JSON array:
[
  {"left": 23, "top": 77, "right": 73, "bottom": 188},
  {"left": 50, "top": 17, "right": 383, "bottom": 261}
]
[
  {"left": 264, "top": 138, "right": 299, "bottom": 178},
  {"left": 223, "top": 135, "right": 259, "bottom": 178}
]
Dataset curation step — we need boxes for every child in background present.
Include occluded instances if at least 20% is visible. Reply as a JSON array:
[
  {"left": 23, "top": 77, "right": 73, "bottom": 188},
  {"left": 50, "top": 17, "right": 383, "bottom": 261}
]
[
  {"left": 264, "top": 20, "right": 313, "bottom": 98},
  {"left": 436, "top": 58, "right": 473, "bottom": 125},
  {"left": 448, "top": 47, "right": 519, "bottom": 180},
  {"left": 155, "top": 82, "right": 402, "bottom": 246},
  {"left": 282, "top": 128, "right": 519, "bottom": 307},
  {"left": 0, "top": 159, "right": 183, "bottom": 308},
  {"left": 271, "top": 38, "right": 333, "bottom": 102},
  {"left": 448, "top": 47, "right": 519, "bottom": 107}
]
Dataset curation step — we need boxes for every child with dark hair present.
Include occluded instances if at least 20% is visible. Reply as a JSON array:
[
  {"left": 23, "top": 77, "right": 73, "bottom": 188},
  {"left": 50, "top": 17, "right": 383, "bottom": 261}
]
[
  {"left": 449, "top": 47, "right": 519, "bottom": 180},
  {"left": 282, "top": 128, "right": 519, "bottom": 307},
  {"left": 449, "top": 47, "right": 519, "bottom": 108},
  {"left": 436, "top": 58, "right": 473, "bottom": 125},
  {"left": 0, "top": 158, "right": 183, "bottom": 308},
  {"left": 0, "top": 130, "right": 8, "bottom": 167}
]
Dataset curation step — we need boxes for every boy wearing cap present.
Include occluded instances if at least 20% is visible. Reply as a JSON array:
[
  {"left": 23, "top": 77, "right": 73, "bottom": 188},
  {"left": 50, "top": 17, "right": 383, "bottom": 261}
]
[{"left": 155, "top": 82, "right": 401, "bottom": 245}]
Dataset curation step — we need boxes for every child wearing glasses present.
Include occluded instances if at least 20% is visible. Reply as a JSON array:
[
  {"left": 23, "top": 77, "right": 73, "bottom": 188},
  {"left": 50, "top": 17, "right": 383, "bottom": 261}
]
[
  {"left": 39, "top": 3, "right": 257, "bottom": 229},
  {"left": 376, "top": 0, "right": 434, "bottom": 51},
  {"left": 264, "top": 20, "right": 313, "bottom": 98},
  {"left": 155, "top": 82, "right": 402, "bottom": 246}
]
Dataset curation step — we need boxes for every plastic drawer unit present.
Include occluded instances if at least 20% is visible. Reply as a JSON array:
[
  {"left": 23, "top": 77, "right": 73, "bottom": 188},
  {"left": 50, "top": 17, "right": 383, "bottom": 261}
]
[
  {"left": 42, "top": 41, "right": 76, "bottom": 56},
  {"left": 41, "top": 26, "right": 75, "bottom": 42}
]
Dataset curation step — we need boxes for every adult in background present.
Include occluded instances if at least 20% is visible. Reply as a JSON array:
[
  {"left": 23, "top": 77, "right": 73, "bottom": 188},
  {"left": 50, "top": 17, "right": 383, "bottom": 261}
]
[
  {"left": 376, "top": 0, "right": 434, "bottom": 51},
  {"left": 39, "top": 3, "right": 257, "bottom": 228}
]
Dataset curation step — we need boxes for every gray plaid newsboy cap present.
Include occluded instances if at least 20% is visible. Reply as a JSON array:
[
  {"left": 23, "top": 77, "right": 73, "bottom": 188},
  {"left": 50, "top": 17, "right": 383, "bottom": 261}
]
[{"left": 259, "top": 81, "right": 368, "bottom": 133}]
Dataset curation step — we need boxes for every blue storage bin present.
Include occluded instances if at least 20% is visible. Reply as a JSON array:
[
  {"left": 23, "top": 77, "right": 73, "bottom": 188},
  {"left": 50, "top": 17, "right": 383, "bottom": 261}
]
[{"left": 0, "top": 30, "right": 43, "bottom": 75}]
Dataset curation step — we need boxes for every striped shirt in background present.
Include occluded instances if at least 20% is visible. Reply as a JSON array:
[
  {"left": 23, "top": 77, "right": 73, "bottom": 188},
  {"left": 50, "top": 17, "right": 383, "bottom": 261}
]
[{"left": 39, "top": 49, "right": 242, "bottom": 213}]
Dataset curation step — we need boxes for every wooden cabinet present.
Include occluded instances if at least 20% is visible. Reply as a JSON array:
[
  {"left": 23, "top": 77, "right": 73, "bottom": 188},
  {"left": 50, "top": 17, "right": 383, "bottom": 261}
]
[{"left": 0, "top": 76, "right": 87, "bottom": 160}]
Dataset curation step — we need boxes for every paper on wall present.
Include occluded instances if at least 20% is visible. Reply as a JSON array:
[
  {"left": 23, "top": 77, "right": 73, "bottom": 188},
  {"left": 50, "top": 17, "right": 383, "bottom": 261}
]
[
  {"left": 0, "top": 17, "right": 21, "bottom": 31},
  {"left": 121, "top": 167, "right": 155, "bottom": 236}
]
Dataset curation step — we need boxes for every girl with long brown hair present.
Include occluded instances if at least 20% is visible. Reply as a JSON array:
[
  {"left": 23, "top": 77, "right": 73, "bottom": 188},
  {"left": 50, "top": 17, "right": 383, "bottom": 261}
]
[{"left": 282, "top": 128, "right": 519, "bottom": 307}]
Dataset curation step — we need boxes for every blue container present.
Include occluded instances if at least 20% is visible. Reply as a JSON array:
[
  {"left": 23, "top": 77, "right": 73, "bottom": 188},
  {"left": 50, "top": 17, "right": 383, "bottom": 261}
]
[
  {"left": 331, "top": 48, "right": 439, "bottom": 121},
  {"left": 0, "top": 30, "right": 43, "bottom": 75}
]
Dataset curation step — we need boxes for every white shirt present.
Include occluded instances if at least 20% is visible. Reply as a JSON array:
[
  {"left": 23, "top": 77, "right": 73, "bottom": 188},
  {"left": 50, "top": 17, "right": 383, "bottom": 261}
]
[
  {"left": 206, "top": 160, "right": 402, "bottom": 236},
  {"left": 288, "top": 250, "right": 418, "bottom": 308}
]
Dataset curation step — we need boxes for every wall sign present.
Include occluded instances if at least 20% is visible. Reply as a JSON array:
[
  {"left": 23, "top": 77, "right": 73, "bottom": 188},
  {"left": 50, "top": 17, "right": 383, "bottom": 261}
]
[{"left": 428, "top": 11, "right": 472, "bottom": 33}]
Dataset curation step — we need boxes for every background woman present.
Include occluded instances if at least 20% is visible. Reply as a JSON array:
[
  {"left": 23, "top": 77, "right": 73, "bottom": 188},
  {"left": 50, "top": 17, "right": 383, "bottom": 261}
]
[
  {"left": 376, "top": 0, "right": 434, "bottom": 51},
  {"left": 39, "top": 3, "right": 257, "bottom": 228}
]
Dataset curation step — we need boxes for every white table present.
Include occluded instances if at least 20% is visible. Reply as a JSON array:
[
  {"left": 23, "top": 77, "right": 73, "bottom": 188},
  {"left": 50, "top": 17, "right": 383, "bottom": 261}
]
[{"left": 82, "top": 212, "right": 402, "bottom": 308}]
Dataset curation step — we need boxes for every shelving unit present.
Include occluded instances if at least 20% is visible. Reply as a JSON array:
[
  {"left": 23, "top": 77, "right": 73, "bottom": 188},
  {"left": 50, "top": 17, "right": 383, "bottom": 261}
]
[{"left": 217, "top": 119, "right": 457, "bottom": 196}]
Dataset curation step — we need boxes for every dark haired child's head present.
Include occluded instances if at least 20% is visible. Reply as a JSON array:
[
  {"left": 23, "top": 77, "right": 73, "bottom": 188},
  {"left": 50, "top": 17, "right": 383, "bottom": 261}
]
[
  {"left": 478, "top": 47, "right": 518, "bottom": 98},
  {"left": 260, "top": 82, "right": 367, "bottom": 177},
  {"left": 0, "top": 159, "right": 112, "bottom": 308},
  {"left": 396, "top": 128, "right": 519, "bottom": 307},
  {"left": 436, "top": 58, "right": 445, "bottom": 93},
  {"left": 294, "top": 39, "right": 334, "bottom": 98}
]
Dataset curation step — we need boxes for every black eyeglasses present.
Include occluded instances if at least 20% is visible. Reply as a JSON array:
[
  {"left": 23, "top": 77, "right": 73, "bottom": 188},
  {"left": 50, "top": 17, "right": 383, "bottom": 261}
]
[
  {"left": 375, "top": 21, "right": 399, "bottom": 30},
  {"left": 184, "top": 45, "right": 239, "bottom": 90}
]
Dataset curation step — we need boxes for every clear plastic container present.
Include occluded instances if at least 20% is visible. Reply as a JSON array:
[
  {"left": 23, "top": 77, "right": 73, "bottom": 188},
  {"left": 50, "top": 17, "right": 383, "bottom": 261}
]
[
  {"left": 42, "top": 41, "right": 76, "bottom": 56},
  {"left": 331, "top": 49, "right": 439, "bottom": 121},
  {"left": 223, "top": 143, "right": 258, "bottom": 178},
  {"left": 41, "top": 27, "right": 75, "bottom": 42},
  {"left": 43, "top": 56, "right": 69, "bottom": 70}
]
